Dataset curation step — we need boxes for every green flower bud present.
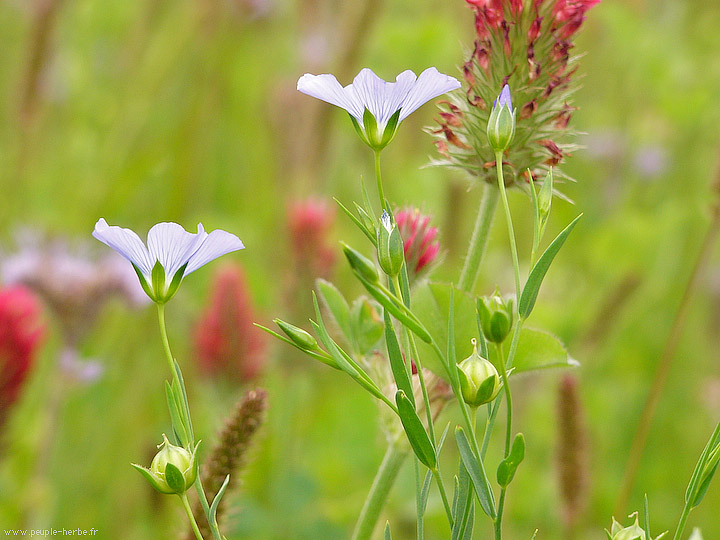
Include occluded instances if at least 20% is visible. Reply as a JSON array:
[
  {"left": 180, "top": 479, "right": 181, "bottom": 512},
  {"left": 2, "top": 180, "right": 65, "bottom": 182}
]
[
  {"left": 377, "top": 211, "right": 404, "bottom": 277},
  {"left": 132, "top": 435, "right": 198, "bottom": 495},
  {"left": 457, "top": 339, "right": 502, "bottom": 407},
  {"left": 342, "top": 243, "right": 379, "bottom": 284},
  {"left": 486, "top": 85, "right": 516, "bottom": 153},
  {"left": 477, "top": 290, "right": 514, "bottom": 343},
  {"left": 608, "top": 513, "right": 666, "bottom": 540},
  {"left": 275, "top": 319, "right": 319, "bottom": 351}
]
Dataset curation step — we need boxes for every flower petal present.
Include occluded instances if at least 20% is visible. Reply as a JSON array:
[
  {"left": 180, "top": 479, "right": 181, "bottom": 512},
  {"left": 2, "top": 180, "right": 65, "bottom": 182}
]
[
  {"left": 146, "top": 222, "right": 208, "bottom": 280},
  {"left": 398, "top": 67, "right": 461, "bottom": 122},
  {"left": 185, "top": 230, "right": 245, "bottom": 275},
  {"left": 92, "top": 219, "right": 153, "bottom": 277},
  {"left": 297, "top": 73, "right": 364, "bottom": 122}
]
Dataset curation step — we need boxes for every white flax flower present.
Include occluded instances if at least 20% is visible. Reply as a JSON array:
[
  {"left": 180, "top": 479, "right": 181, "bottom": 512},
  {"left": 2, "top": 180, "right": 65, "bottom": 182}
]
[
  {"left": 92, "top": 219, "right": 244, "bottom": 303},
  {"left": 297, "top": 67, "right": 460, "bottom": 150}
]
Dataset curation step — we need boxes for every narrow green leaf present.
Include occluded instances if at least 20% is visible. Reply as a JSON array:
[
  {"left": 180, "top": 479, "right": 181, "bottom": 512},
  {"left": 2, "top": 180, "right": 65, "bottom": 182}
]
[
  {"left": 384, "top": 522, "right": 392, "bottom": 540},
  {"left": 446, "top": 288, "right": 460, "bottom": 390},
  {"left": 172, "top": 360, "right": 194, "bottom": 442},
  {"left": 360, "top": 176, "right": 378, "bottom": 225},
  {"left": 519, "top": 214, "right": 582, "bottom": 319},
  {"left": 396, "top": 390, "right": 436, "bottom": 469},
  {"left": 420, "top": 469, "right": 433, "bottom": 515},
  {"left": 451, "top": 463, "right": 473, "bottom": 540},
  {"left": 210, "top": 475, "right": 231, "bottom": 521},
  {"left": 165, "top": 381, "right": 188, "bottom": 447},
  {"left": 461, "top": 500, "right": 474, "bottom": 540},
  {"left": 385, "top": 311, "right": 414, "bottom": 406},
  {"left": 643, "top": 494, "right": 651, "bottom": 540},
  {"left": 455, "top": 426, "right": 496, "bottom": 518},
  {"left": 334, "top": 197, "right": 375, "bottom": 243},
  {"left": 316, "top": 279, "right": 353, "bottom": 339},
  {"left": 684, "top": 421, "right": 720, "bottom": 505},
  {"left": 497, "top": 433, "right": 525, "bottom": 487},
  {"left": 354, "top": 272, "right": 432, "bottom": 343}
]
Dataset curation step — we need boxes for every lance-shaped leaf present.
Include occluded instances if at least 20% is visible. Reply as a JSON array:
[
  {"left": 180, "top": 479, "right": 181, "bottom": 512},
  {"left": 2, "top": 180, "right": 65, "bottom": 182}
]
[
  {"left": 496, "top": 433, "right": 525, "bottom": 487},
  {"left": 396, "top": 390, "right": 436, "bottom": 469},
  {"left": 455, "top": 426, "right": 496, "bottom": 518},
  {"left": 509, "top": 328, "right": 579, "bottom": 373},
  {"left": 451, "top": 463, "right": 474, "bottom": 540},
  {"left": 335, "top": 198, "right": 375, "bottom": 243},
  {"left": 316, "top": 279, "right": 353, "bottom": 340},
  {"left": 519, "top": 214, "right": 582, "bottom": 319},
  {"left": 685, "top": 421, "right": 720, "bottom": 508},
  {"left": 385, "top": 311, "right": 414, "bottom": 406}
]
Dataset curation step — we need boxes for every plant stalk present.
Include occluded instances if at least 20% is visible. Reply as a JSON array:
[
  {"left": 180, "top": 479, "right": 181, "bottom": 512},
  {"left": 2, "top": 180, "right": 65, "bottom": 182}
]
[{"left": 458, "top": 184, "right": 500, "bottom": 293}]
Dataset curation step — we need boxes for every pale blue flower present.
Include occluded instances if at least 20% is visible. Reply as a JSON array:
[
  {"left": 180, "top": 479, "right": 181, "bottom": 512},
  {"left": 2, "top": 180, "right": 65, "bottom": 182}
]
[
  {"left": 297, "top": 67, "right": 460, "bottom": 149},
  {"left": 92, "top": 219, "right": 244, "bottom": 303}
]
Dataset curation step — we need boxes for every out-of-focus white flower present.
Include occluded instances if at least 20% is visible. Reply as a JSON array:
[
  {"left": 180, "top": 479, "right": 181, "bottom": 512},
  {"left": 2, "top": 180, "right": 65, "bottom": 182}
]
[
  {"left": 1, "top": 231, "right": 149, "bottom": 345},
  {"left": 92, "top": 219, "right": 244, "bottom": 303},
  {"left": 297, "top": 67, "right": 460, "bottom": 150}
]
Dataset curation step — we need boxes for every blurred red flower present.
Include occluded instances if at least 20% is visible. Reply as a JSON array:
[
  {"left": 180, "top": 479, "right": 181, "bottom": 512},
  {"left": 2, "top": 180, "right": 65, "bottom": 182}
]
[
  {"left": 287, "top": 198, "right": 336, "bottom": 279},
  {"left": 194, "top": 265, "right": 266, "bottom": 383},
  {"left": 0, "top": 286, "right": 46, "bottom": 429}
]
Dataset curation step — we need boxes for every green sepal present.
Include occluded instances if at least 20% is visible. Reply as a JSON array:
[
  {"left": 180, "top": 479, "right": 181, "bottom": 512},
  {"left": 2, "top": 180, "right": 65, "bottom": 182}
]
[
  {"left": 384, "top": 311, "right": 414, "bottom": 407},
  {"left": 496, "top": 433, "right": 525, "bottom": 487},
  {"left": 151, "top": 261, "right": 165, "bottom": 302},
  {"left": 395, "top": 390, "right": 436, "bottom": 469},
  {"left": 363, "top": 107, "right": 381, "bottom": 148},
  {"left": 455, "top": 426, "right": 496, "bottom": 518},
  {"left": 164, "top": 262, "right": 188, "bottom": 303},
  {"left": 349, "top": 114, "right": 371, "bottom": 147},
  {"left": 474, "top": 375, "right": 499, "bottom": 406},
  {"left": 519, "top": 214, "right": 582, "bottom": 319},
  {"left": 131, "top": 463, "right": 174, "bottom": 494},
  {"left": 164, "top": 462, "right": 186, "bottom": 494},
  {"left": 380, "top": 109, "right": 402, "bottom": 147},
  {"left": 131, "top": 264, "right": 155, "bottom": 301}
]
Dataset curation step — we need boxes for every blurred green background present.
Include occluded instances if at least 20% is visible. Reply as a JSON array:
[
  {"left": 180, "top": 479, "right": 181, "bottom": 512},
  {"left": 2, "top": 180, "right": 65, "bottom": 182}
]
[{"left": 1, "top": 0, "right": 720, "bottom": 538}]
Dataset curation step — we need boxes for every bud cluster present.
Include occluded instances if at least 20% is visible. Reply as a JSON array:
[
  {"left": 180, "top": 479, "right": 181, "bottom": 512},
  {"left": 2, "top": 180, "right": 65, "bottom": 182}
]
[{"left": 432, "top": 0, "right": 600, "bottom": 189}]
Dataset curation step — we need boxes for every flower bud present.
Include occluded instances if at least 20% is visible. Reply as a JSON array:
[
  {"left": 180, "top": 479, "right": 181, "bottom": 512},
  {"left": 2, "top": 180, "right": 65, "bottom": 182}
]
[
  {"left": 486, "top": 84, "right": 516, "bottom": 153},
  {"left": 377, "top": 211, "right": 404, "bottom": 277},
  {"left": 132, "top": 435, "right": 198, "bottom": 495},
  {"left": 275, "top": 319, "right": 319, "bottom": 351},
  {"left": 342, "top": 244, "right": 379, "bottom": 284},
  {"left": 457, "top": 339, "right": 502, "bottom": 407},
  {"left": 477, "top": 290, "right": 514, "bottom": 343},
  {"left": 608, "top": 514, "right": 648, "bottom": 540}
]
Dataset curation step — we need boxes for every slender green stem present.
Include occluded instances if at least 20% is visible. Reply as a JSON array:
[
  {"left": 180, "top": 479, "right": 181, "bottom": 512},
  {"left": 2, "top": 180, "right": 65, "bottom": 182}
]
[
  {"left": 157, "top": 303, "right": 178, "bottom": 383},
  {"left": 157, "top": 304, "right": 223, "bottom": 540},
  {"left": 432, "top": 468, "right": 454, "bottom": 527},
  {"left": 458, "top": 184, "right": 500, "bottom": 293},
  {"left": 180, "top": 493, "right": 205, "bottom": 540},
  {"left": 495, "top": 343, "right": 513, "bottom": 457},
  {"left": 415, "top": 458, "right": 425, "bottom": 540},
  {"left": 493, "top": 342, "right": 513, "bottom": 540},
  {"left": 671, "top": 502, "right": 693, "bottom": 540},
  {"left": 495, "top": 152, "right": 521, "bottom": 302},
  {"left": 351, "top": 442, "right": 409, "bottom": 540},
  {"left": 374, "top": 149, "right": 387, "bottom": 212}
]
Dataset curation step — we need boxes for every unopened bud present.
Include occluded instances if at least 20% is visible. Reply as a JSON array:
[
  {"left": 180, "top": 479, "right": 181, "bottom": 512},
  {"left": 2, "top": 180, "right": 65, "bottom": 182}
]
[
  {"left": 275, "top": 319, "right": 319, "bottom": 351},
  {"left": 132, "top": 435, "right": 198, "bottom": 495},
  {"left": 487, "top": 84, "right": 516, "bottom": 153},
  {"left": 477, "top": 290, "right": 514, "bottom": 343},
  {"left": 377, "top": 211, "right": 404, "bottom": 277},
  {"left": 342, "top": 244, "right": 379, "bottom": 284},
  {"left": 457, "top": 339, "right": 502, "bottom": 407}
]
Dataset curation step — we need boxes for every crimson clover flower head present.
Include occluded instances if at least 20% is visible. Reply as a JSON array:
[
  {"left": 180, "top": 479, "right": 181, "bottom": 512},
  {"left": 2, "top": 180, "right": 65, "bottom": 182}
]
[
  {"left": 92, "top": 219, "right": 244, "bottom": 304},
  {"left": 433, "top": 0, "right": 602, "bottom": 192},
  {"left": 297, "top": 67, "right": 460, "bottom": 150}
]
